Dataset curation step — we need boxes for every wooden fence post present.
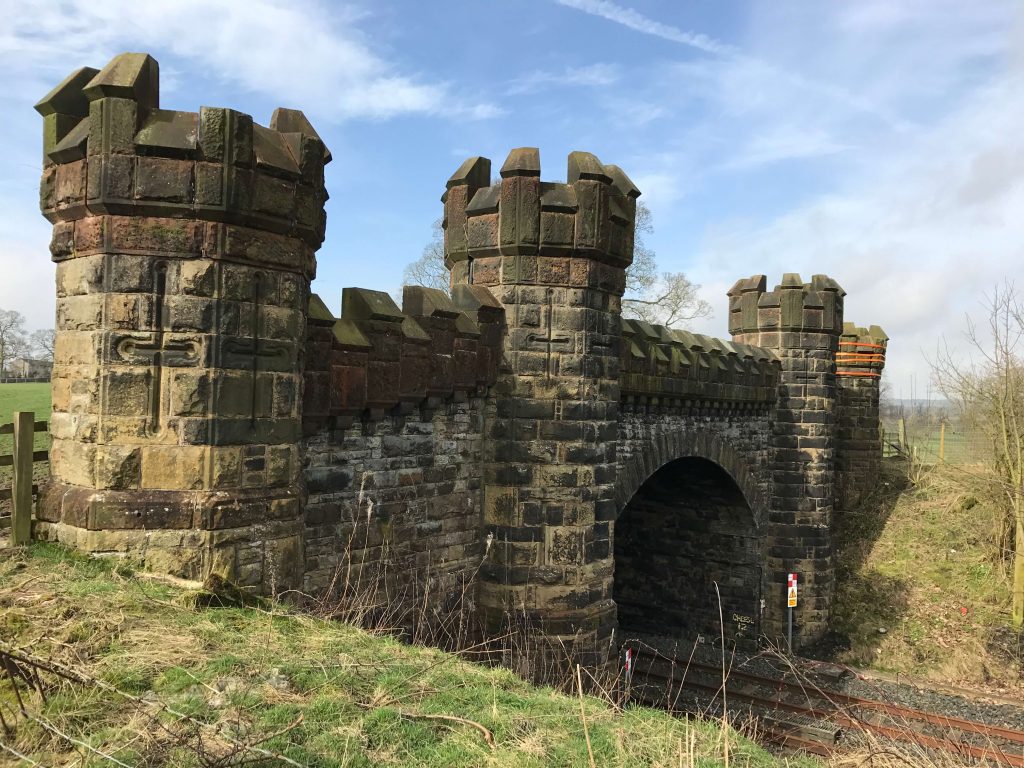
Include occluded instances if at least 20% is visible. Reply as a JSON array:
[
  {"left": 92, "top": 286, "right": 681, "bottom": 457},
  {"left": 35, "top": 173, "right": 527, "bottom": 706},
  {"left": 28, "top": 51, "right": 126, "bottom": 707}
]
[
  {"left": 12, "top": 411, "right": 34, "bottom": 544},
  {"left": 898, "top": 417, "right": 907, "bottom": 453}
]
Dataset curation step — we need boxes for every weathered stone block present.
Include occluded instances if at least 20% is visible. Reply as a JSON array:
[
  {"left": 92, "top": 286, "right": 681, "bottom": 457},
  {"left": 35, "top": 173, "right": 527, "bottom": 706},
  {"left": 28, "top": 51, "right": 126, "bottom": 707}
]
[{"left": 140, "top": 445, "right": 207, "bottom": 490}]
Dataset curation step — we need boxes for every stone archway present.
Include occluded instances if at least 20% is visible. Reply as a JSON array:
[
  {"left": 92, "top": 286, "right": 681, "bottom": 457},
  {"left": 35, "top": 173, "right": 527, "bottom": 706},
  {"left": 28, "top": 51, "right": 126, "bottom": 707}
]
[
  {"left": 615, "top": 430, "right": 768, "bottom": 525},
  {"left": 613, "top": 456, "right": 764, "bottom": 646}
]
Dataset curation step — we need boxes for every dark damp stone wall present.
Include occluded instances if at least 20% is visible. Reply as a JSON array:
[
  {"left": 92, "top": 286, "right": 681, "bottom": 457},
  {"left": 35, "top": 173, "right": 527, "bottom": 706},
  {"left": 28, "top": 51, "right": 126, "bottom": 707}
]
[
  {"left": 614, "top": 457, "right": 763, "bottom": 645},
  {"left": 302, "top": 398, "right": 487, "bottom": 640}
]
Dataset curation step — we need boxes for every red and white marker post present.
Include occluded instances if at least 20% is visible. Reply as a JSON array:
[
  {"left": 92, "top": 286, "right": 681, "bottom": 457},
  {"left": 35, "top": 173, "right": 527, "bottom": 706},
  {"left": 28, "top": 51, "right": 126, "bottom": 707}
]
[{"left": 787, "top": 573, "right": 798, "bottom": 653}]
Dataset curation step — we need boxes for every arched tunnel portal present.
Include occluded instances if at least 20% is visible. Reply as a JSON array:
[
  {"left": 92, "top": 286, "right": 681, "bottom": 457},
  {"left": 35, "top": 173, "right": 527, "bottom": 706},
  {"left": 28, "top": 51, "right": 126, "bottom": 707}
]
[{"left": 613, "top": 457, "right": 765, "bottom": 647}]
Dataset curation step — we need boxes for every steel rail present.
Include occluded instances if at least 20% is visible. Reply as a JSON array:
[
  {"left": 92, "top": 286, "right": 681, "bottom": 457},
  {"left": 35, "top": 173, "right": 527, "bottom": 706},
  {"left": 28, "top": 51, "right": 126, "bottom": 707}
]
[{"left": 628, "top": 646, "right": 1024, "bottom": 766}]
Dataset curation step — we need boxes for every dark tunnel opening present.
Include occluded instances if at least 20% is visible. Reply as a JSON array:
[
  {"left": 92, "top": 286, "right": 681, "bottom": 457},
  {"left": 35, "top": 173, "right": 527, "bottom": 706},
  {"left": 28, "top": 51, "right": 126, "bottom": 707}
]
[{"left": 614, "top": 456, "right": 763, "bottom": 647}]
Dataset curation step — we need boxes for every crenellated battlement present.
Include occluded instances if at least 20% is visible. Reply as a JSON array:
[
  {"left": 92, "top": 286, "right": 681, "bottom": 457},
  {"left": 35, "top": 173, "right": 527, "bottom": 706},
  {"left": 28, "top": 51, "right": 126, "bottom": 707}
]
[
  {"left": 37, "top": 52, "right": 330, "bottom": 261},
  {"left": 302, "top": 286, "right": 503, "bottom": 433},
  {"left": 619, "top": 320, "right": 779, "bottom": 406},
  {"left": 728, "top": 273, "right": 845, "bottom": 338},
  {"left": 443, "top": 148, "right": 640, "bottom": 291}
]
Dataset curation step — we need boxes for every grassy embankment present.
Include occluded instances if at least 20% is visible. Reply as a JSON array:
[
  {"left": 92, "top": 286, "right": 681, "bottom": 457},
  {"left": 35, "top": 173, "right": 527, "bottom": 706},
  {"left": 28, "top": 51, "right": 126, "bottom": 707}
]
[
  {"left": 830, "top": 457, "right": 1022, "bottom": 693},
  {"left": 0, "top": 542, "right": 806, "bottom": 767}
]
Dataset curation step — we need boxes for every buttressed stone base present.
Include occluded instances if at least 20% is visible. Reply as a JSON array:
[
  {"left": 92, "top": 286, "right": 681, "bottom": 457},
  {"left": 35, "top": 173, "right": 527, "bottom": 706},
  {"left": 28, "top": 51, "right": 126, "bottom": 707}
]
[{"left": 36, "top": 484, "right": 304, "bottom": 590}]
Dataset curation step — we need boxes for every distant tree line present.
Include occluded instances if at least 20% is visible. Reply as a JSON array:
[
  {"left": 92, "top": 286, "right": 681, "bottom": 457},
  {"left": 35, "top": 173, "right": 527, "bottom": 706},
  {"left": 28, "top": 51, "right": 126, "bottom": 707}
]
[{"left": 0, "top": 308, "right": 54, "bottom": 375}]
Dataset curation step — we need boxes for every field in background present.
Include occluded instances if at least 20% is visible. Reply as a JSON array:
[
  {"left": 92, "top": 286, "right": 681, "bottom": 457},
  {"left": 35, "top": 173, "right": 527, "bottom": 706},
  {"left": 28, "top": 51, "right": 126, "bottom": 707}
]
[
  {"left": 0, "top": 382, "right": 52, "bottom": 510},
  {"left": 882, "top": 420, "right": 990, "bottom": 465},
  {"left": 0, "top": 381, "right": 51, "bottom": 420}
]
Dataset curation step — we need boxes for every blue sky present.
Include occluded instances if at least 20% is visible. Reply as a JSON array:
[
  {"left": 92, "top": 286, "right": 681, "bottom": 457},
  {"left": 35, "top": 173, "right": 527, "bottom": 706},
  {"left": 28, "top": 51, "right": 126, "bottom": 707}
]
[{"left": 1, "top": 0, "right": 1022, "bottom": 398}]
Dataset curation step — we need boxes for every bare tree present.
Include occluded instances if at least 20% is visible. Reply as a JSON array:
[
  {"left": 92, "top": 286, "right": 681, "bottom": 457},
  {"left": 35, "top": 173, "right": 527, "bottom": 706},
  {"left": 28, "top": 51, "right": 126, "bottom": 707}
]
[
  {"left": 932, "top": 282, "right": 1024, "bottom": 627},
  {"left": 620, "top": 203, "right": 711, "bottom": 327},
  {"left": 402, "top": 220, "right": 450, "bottom": 293},
  {"left": 404, "top": 203, "right": 711, "bottom": 329},
  {"left": 30, "top": 329, "right": 55, "bottom": 361},
  {"left": 0, "top": 309, "right": 27, "bottom": 375}
]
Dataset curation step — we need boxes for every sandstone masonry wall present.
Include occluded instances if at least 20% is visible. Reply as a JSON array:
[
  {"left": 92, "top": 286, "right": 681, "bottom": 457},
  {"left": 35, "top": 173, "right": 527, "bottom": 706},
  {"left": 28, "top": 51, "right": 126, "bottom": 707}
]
[
  {"left": 298, "top": 284, "right": 502, "bottom": 629},
  {"left": 302, "top": 398, "right": 486, "bottom": 637}
]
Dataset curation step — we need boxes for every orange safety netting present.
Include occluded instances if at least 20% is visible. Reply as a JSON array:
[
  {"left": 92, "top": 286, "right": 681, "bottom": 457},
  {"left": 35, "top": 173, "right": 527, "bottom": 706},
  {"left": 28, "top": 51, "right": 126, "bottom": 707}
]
[
  {"left": 839, "top": 341, "right": 887, "bottom": 350},
  {"left": 836, "top": 354, "right": 886, "bottom": 363}
]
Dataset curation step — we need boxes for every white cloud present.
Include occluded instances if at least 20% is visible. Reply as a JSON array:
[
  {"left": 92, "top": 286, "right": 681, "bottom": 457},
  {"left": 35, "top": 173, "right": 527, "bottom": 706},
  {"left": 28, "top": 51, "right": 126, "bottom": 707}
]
[
  {"left": 555, "top": 0, "right": 906, "bottom": 130},
  {"left": 0, "top": 0, "right": 502, "bottom": 331},
  {"left": 574, "top": 2, "right": 1024, "bottom": 398},
  {"left": 685, "top": 69, "right": 1024, "bottom": 397},
  {"left": 0, "top": 0, "right": 498, "bottom": 122},
  {"left": 553, "top": 0, "right": 734, "bottom": 56},
  {"left": 718, "top": 126, "right": 852, "bottom": 171}
]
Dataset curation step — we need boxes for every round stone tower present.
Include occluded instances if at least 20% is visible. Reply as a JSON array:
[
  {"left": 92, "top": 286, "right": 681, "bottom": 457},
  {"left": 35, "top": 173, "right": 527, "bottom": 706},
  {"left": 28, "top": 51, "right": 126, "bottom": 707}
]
[
  {"left": 444, "top": 148, "right": 640, "bottom": 668},
  {"left": 35, "top": 53, "right": 329, "bottom": 591}
]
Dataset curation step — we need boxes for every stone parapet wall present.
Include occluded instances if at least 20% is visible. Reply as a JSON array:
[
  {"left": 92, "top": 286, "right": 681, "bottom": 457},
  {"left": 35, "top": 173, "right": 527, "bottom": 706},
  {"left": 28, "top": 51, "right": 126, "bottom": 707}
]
[
  {"left": 303, "top": 399, "right": 486, "bottom": 638},
  {"left": 620, "top": 319, "right": 779, "bottom": 404},
  {"left": 836, "top": 323, "right": 888, "bottom": 509},
  {"left": 302, "top": 285, "right": 503, "bottom": 434},
  {"left": 298, "top": 285, "right": 503, "bottom": 633}
]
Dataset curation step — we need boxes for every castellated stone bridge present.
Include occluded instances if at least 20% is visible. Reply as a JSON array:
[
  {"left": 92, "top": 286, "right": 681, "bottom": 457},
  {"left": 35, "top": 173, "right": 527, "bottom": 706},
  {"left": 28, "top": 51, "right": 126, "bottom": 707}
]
[{"left": 33, "top": 53, "right": 888, "bottom": 666}]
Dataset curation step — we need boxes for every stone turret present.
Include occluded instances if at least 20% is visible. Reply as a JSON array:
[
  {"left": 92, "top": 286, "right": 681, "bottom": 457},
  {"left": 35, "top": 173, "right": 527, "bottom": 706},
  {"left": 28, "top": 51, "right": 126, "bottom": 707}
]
[
  {"left": 728, "top": 273, "right": 845, "bottom": 646},
  {"left": 35, "top": 53, "right": 329, "bottom": 591},
  {"left": 836, "top": 323, "right": 888, "bottom": 508},
  {"left": 444, "top": 148, "right": 639, "bottom": 667}
]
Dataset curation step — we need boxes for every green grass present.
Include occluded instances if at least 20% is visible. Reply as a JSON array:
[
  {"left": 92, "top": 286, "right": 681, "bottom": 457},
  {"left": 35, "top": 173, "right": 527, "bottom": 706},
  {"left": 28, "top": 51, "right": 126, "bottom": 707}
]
[
  {"left": 830, "top": 459, "right": 1019, "bottom": 688},
  {"left": 0, "top": 381, "right": 52, "bottom": 422},
  {"left": 0, "top": 382, "right": 52, "bottom": 496},
  {"left": 0, "top": 543, "right": 804, "bottom": 768},
  {"left": 881, "top": 420, "right": 988, "bottom": 466}
]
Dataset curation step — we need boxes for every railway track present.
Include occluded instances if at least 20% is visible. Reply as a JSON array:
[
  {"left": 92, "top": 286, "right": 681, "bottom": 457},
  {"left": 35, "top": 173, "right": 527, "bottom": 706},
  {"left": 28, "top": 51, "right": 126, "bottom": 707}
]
[{"left": 624, "top": 644, "right": 1024, "bottom": 765}]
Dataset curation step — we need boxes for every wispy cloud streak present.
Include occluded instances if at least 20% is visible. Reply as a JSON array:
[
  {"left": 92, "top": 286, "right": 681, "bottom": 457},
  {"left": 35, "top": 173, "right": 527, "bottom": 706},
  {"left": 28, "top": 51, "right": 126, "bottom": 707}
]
[
  {"left": 553, "top": 0, "right": 908, "bottom": 131},
  {"left": 554, "top": 0, "right": 735, "bottom": 55}
]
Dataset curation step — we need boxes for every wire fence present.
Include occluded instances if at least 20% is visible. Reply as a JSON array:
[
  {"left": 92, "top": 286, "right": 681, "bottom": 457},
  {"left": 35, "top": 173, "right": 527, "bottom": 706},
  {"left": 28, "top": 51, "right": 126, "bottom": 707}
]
[{"left": 882, "top": 418, "right": 991, "bottom": 465}]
